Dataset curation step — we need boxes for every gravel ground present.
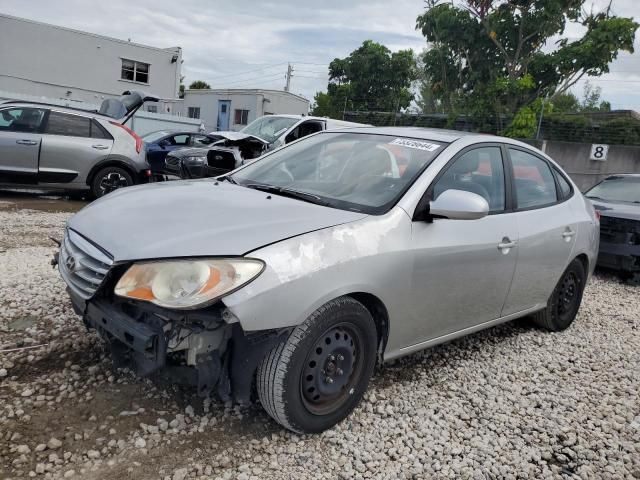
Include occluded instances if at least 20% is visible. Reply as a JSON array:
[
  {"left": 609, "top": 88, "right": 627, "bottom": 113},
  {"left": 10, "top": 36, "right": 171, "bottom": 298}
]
[{"left": 1, "top": 196, "right": 639, "bottom": 480}]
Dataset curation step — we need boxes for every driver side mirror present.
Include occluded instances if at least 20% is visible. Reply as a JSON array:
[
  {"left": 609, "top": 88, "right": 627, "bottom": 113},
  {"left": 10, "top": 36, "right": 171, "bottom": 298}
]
[
  {"left": 158, "top": 139, "right": 170, "bottom": 148},
  {"left": 420, "top": 189, "right": 489, "bottom": 221}
]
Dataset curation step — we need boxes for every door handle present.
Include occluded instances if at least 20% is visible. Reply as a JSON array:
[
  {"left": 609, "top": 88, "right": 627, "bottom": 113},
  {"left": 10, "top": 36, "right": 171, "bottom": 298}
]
[
  {"left": 16, "top": 139, "right": 38, "bottom": 145},
  {"left": 497, "top": 237, "right": 517, "bottom": 253},
  {"left": 92, "top": 145, "right": 110, "bottom": 150}
]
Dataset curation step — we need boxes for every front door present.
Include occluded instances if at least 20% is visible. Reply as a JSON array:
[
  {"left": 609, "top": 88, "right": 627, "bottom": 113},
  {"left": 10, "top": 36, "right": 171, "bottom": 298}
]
[
  {"left": 0, "top": 106, "right": 47, "bottom": 183},
  {"left": 405, "top": 145, "right": 518, "bottom": 347},
  {"left": 217, "top": 101, "right": 231, "bottom": 131},
  {"left": 501, "top": 147, "right": 577, "bottom": 316}
]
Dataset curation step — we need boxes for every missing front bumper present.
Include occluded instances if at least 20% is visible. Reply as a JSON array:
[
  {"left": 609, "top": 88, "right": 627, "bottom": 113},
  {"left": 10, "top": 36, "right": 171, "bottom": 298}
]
[{"left": 81, "top": 299, "right": 288, "bottom": 402}]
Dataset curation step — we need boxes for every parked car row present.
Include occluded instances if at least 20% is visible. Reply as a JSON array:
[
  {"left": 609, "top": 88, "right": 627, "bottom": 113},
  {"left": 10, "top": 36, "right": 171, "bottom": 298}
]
[
  {"left": 163, "top": 115, "right": 366, "bottom": 179},
  {"left": 0, "top": 91, "right": 157, "bottom": 198},
  {"left": 55, "top": 127, "right": 599, "bottom": 433}
]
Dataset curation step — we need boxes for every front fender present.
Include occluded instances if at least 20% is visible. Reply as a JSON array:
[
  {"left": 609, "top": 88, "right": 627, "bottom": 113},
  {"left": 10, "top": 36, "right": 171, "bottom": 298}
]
[{"left": 221, "top": 208, "right": 413, "bottom": 333}]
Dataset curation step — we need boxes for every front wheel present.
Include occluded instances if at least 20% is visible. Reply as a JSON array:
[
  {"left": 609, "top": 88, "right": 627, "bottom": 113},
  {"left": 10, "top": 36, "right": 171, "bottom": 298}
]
[
  {"left": 532, "top": 258, "right": 586, "bottom": 331},
  {"left": 257, "top": 297, "right": 378, "bottom": 433},
  {"left": 90, "top": 166, "right": 133, "bottom": 198}
]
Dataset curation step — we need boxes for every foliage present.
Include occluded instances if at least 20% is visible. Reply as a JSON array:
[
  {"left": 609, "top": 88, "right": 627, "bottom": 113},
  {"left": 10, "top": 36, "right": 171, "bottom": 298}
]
[
  {"left": 179, "top": 84, "right": 185, "bottom": 99},
  {"left": 415, "top": 0, "right": 637, "bottom": 125},
  {"left": 189, "top": 80, "right": 211, "bottom": 89},
  {"left": 315, "top": 41, "right": 417, "bottom": 118}
]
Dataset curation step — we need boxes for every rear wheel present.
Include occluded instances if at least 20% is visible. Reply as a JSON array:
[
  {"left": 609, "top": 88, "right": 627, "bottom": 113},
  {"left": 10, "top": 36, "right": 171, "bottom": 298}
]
[
  {"left": 532, "top": 258, "right": 586, "bottom": 331},
  {"left": 257, "top": 297, "right": 377, "bottom": 433},
  {"left": 90, "top": 166, "right": 133, "bottom": 198}
]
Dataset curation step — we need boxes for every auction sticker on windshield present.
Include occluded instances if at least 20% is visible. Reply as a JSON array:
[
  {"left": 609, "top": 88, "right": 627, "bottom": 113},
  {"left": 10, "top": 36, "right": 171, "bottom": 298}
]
[{"left": 389, "top": 138, "right": 441, "bottom": 152}]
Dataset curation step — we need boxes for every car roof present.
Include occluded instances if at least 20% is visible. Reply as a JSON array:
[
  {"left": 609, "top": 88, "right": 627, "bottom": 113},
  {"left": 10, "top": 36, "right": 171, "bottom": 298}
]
[
  {"left": 323, "top": 126, "right": 489, "bottom": 143},
  {"left": 1, "top": 100, "right": 113, "bottom": 119}
]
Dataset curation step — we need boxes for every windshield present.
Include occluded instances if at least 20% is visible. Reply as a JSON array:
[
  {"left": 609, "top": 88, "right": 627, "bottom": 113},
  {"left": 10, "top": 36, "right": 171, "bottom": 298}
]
[
  {"left": 240, "top": 116, "right": 299, "bottom": 143},
  {"left": 586, "top": 176, "right": 640, "bottom": 203},
  {"left": 231, "top": 132, "right": 446, "bottom": 214},
  {"left": 142, "top": 131, "right": 171, "bottom": 143}
]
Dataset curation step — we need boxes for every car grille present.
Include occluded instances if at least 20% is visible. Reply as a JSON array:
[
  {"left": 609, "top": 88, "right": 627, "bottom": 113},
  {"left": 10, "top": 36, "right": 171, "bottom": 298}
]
[
  {"left": 599, "top": 215, "right": 640, "bottom": 245},
  {"left": 59, "top": 229, "right": 114, "bottom": 299}
]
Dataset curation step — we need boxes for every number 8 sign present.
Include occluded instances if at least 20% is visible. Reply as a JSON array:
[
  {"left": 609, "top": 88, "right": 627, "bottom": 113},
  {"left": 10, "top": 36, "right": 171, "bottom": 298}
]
[{"left": 590, "top": 144, "right": 609, "bottom": 161}]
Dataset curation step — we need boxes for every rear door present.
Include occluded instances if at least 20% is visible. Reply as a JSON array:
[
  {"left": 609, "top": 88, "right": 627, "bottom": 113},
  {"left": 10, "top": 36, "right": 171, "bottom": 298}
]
[
  {"left": 38, "top": 111, "right": 114, "bottom": 185},
  {"left": 501, "top": 146, "right": 578, "bottom": 316},
  {"left": 0, "top": 106, "right": 46, "bottom": 183}
]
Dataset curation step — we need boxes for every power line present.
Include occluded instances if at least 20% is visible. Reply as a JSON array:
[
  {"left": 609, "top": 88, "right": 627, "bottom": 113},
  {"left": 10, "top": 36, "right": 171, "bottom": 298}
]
[
  {"left": 204, "top": 63, "right": 288, "bottom": 80},
  {"left": 210, "top": 72, "right": 285, "bottom": 88}
]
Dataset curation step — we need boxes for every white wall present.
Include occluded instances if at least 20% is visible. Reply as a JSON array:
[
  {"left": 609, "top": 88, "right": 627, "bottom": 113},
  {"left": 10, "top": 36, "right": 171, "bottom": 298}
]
[
  {"left": 0, "top": 14, "right": 182, "bottom": 105},
  {"left": 183, "top": 89, "right": 310, "bottom": 132}
]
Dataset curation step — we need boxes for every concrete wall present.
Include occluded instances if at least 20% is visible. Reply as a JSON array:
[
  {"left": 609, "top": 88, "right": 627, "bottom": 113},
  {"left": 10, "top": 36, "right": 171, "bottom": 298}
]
[
  {"left": 0, "top": 14, "right": 182, "bottom": 105},
  {"left": 183, "top": 89, "right": 310, "bottom": 132},
  {"left": 522, "top": 139, "right": 640, "bottom": 191}
]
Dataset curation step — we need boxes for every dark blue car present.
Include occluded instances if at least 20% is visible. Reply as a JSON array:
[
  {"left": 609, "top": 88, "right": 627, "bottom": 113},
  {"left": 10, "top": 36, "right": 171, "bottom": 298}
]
[{"left": 143, "top": 130, "right": 222, "bottom": 178}]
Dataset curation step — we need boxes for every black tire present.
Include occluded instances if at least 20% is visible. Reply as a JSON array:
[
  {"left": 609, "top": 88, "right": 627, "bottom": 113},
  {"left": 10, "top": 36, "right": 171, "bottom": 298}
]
[
  {"left": 533, "top": 258, "right": 586, "bottom": 331},
  {"left": 90, "top": 166, "right": 133, "bottom": 198},
  {"left": 257, "top": 297, "right": 378, "bottom": 433}
]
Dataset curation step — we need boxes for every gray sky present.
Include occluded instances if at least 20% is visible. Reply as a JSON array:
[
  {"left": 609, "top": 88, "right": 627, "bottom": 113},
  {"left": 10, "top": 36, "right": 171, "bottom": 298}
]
[{"left": 2, "top": 0, "right": 639, "bottom": 110}]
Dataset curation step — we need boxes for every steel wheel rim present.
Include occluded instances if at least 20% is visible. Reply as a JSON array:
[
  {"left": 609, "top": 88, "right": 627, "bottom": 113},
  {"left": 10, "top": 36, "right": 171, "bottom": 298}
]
[
  {"left": 557, "top": 271, "right": 580, "bottom": 319},
  {"left": 99, "top": 172, "right": 128, "bottom": 194},
  {"left": 300, "top": 322, "right": 363, "bottom": 416}
]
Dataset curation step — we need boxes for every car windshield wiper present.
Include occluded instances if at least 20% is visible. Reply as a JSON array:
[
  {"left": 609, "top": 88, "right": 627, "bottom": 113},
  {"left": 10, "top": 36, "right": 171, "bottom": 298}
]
[
  {"left": 217, "top": 175, "right": 237, "bottom": 184},
  {"left": 244, "top": 183, "right": 330, "bottom": 206}
]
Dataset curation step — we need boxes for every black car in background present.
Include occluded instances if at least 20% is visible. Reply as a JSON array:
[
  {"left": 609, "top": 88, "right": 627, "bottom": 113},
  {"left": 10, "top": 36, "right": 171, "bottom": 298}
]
[
  {"left": 585, "top": 174, "right": 640, "bottom": 284},
  {"left": 142, "top": 130, "right": 222, "bottom": 179}
]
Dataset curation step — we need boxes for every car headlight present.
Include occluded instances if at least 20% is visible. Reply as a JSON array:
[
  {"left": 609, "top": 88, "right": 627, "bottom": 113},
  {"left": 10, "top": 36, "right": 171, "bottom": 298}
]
[
  {"left": 114, "top": 258, "right": 264, "bottom": 309},
  {"left": 184, "top": 156, "right": 206, "bottom": 163}
]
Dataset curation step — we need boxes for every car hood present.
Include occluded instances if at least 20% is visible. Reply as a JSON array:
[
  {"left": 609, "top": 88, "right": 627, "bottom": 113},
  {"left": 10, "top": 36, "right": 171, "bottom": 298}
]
[
  {"left": 210, "top": 131, "right": 269, "bottom": 144},
  {"left": 68, "top": 181, "right": 367, "bottom": 262},
  {"left": 590, "top": 198, "right": 640, "bottom": 221}
]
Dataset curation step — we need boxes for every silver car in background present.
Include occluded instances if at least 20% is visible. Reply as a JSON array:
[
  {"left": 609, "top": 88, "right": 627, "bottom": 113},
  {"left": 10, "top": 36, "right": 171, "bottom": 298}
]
[
  {"left": 56, "top": 127, "right": 599, "bottom": 433},
  {"left": 0, "top": 91, "right": 157, "bottom": 198}
]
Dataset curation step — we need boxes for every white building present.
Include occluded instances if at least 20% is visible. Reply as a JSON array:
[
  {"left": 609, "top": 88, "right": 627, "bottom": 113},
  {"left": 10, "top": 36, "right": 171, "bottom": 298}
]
[
  {"left": 0, "top": 14, "right": 182, "bottom": 109},
  {"left": 183, "top": 89, "right": 310, "bottom": 132}
]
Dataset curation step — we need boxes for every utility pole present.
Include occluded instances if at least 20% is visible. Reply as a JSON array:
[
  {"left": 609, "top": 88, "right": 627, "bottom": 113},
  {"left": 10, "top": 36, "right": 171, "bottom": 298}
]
[{"left": 284, "top": 63, "right": 293, "bottom": 92}]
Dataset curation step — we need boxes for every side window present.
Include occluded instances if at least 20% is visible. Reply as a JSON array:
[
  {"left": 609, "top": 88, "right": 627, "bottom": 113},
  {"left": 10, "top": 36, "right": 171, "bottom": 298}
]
[
  {"left": 432, "top": 147, "right": 505, "bottom": 212},
  {"left": 0, "top": 107, "right": 46, "bottom": 133},
  {"left": 285, "top": 126, "right": 300, "bottom": 144},
  {"left": 90, "top": 120, "right": 112, "bottom": 140},
  {"left": 170, "top": 134, "right": 190, "bottom": 146},
  {"left": 510, "top": 149, "right": 558, "bottom": 209},
  {"left": 45, "top": 112, "right": 91, "bottom": 137},
  {"left": 553, "top": 166, "right": 572, "bottom": 200}
]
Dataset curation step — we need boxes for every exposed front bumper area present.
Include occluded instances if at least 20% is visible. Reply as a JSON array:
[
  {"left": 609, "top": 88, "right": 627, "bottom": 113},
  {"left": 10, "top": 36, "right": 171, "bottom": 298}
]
[
  {"left": 597, "top": 215, "right": 640, "bottom": 274},
  {"left": 76, "top": 294, "right": 288, "bottom": 402}
]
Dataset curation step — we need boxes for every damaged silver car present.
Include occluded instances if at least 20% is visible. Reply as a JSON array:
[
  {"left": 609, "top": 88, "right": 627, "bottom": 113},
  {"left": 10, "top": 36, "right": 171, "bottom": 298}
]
[{"left": 56, "top": 127, "right": 599, "bottom": 433}]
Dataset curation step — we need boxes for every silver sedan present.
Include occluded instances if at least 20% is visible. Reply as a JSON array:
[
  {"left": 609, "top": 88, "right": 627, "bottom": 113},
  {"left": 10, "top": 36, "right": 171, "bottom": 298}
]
[{"left": 57, "top": 127, "right": 599, "bottom": 433}]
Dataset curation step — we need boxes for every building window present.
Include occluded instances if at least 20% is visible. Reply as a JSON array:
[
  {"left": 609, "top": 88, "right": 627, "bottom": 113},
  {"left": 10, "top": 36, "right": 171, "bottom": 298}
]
[
  {"left": 234, "top": 109, "right": 249, "bottom": 125},
  {"left": 121, "top": 59, "right": 150, "bottom": 84},
  {"left": 188, "top": 107, "right": 201, "bottom": 119},
  {"left": 147, "top": 105, "right": 158, "bottom": 113}
]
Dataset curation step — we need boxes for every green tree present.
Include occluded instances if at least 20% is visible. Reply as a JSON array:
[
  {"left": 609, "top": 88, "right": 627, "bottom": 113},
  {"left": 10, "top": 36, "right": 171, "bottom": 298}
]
[
  {"left": 188, "top": 80, "right": 211, "bottom": 89},
  {"left": 317, "top": 40, "right": 417, "bottom": 118},
  {"left": 416, "top": 0, "right": 637, "bottom": 126}
]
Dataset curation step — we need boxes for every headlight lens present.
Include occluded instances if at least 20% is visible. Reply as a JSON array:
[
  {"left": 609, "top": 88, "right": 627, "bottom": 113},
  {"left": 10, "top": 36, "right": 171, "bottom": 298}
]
[
  {"left": 185, "top": 155, "right": 206, "bottom": 163},
  {"left": 114, "top": 258, "right": 264, "bottom": 309}
]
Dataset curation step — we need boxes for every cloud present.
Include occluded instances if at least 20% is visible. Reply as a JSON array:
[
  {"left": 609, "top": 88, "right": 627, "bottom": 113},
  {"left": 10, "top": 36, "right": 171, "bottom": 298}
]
[{"left": 1, "top": 0, "right": 638, "bottom": 108}]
